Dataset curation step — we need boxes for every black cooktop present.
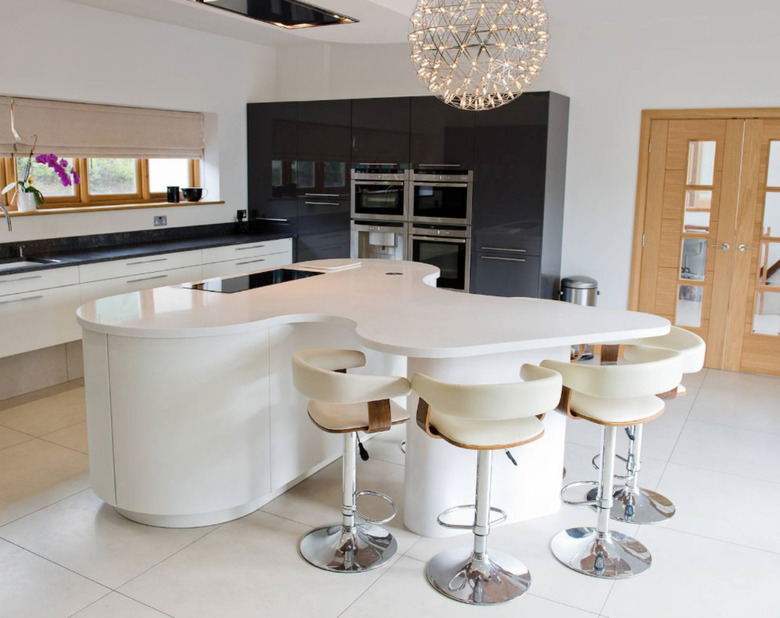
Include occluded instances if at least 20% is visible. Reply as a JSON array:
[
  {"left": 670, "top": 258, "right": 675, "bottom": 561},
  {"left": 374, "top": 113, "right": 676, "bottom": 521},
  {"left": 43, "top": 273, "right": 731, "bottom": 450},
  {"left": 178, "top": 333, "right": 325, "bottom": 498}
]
[{"left": 183, "top": 268, "right": 323, "bottom": 293}]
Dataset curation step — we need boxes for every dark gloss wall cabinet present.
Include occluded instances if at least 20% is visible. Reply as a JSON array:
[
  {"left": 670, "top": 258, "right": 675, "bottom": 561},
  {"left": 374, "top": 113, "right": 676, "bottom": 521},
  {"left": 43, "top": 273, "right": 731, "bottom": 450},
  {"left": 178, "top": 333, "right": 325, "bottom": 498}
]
[
  {"left": 410, "top": 97, "right": 475, "bottom": 169},
  {"left": 351, "top": 97, "right": 410, "bottom": 165},
  {"left": 247, "top": 92, "right": 568, "bottom": 289},
  {"left": 470, "top": 92, "right": 569, "bottom": 299}
]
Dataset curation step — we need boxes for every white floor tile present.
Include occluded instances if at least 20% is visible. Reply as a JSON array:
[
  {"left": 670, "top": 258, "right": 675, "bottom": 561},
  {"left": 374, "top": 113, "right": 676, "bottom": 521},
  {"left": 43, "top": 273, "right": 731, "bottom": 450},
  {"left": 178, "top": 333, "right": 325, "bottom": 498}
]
[
  {"left": 670, "top": 420, "right": 780, "bottom": 482},
  {"left": 0, "top": 489, "right": 216, "bottom": 589},
  {"left": 0, "top": 424, "right": 33, "bottom": 450},
  {"left": 261, "top": 456, "right": 419, "bottom": 555},
  {"left": 655, "top": 462, "right": 780, "bottom": 553},
  {"left": 71, "top": 592, "right": 171, "bottom": 617},
  {"left": 0, "top": 438, "right": 89, "bottom": 526},
  {"left": 689, "top": 370, "right": 780, "bottom": 434},
  {"left": 0, "top": 538, "right": 108, "bottom": 618},
  {"left": 119, "top": 511, "right": 396, "bottom": 618},
  {"left": 601, "top": 526, "right": 780, "bottom": 618},
  {"left": 363, "top": 423, "right": 407, "bottom": 467},
  {"left": 0, "top": 385, "right": 85, "bottom": 437},
  {"left": 340, "top": 555, "right": 600, "bottom": 617},
  {"left": 41, "top": 420, "right": 89, "bottom": 454}
]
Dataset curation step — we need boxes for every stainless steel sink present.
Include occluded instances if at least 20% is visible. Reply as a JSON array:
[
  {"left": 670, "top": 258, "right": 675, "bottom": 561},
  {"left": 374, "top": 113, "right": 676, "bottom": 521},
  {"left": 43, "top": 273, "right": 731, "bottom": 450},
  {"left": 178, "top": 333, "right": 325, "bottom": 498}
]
[{"left": 0, "top": 257, "right": 61, "bottom": 272}]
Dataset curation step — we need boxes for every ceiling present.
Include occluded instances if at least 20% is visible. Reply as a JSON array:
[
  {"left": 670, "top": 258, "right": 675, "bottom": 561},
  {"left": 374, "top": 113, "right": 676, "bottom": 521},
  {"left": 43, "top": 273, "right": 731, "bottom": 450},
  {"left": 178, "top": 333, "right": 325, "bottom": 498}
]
[{"left": 66, "top": 0, "right": 417, "bottom": 46}]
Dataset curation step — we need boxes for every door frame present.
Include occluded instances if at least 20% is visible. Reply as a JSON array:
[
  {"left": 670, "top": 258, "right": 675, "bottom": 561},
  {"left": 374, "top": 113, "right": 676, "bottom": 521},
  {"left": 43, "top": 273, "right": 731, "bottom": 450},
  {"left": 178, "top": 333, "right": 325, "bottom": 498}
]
[{"left": 629, "top": 107, "right": 780, "bottom": 311}]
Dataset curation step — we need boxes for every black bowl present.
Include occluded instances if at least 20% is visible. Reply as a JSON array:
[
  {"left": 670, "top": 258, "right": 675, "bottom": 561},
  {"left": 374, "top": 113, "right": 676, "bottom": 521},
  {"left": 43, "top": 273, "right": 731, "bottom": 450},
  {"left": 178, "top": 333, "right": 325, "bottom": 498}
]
[{"left": 181, "top": 187, "right": 203, "bottom": 202}]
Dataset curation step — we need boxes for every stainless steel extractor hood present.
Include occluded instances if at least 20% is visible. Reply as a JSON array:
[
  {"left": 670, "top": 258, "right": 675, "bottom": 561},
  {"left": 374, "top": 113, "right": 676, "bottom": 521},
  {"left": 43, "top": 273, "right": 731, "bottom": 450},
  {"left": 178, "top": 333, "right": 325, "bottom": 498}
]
[{"left": 196, "top": 0, "right": 358, "bottom": 29}]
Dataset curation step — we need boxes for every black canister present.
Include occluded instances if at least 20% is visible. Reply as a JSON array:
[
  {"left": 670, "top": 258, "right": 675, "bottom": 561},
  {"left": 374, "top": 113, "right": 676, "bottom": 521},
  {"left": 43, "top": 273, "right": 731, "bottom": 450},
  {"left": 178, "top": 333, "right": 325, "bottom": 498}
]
[{"left": 166, "top": 186, "right": 180, "bottom": 203}]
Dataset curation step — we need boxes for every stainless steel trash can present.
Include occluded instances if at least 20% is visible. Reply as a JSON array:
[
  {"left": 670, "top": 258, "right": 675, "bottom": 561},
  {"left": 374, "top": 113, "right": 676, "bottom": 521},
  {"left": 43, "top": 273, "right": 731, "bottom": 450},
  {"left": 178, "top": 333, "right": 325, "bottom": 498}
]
[{"left": 559, "top": 276, "right": 598, "bottom": 360}]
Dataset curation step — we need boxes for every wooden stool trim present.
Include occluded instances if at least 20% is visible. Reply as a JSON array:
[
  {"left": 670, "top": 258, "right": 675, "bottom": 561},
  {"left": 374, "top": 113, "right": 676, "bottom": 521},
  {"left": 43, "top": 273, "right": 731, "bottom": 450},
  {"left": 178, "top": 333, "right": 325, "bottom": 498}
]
[
  {"left": 416, "top": 398, "right": 441, "bottom": 439},
  {"left": 367, "top": 399, "right": 392, "bottom": 433}
]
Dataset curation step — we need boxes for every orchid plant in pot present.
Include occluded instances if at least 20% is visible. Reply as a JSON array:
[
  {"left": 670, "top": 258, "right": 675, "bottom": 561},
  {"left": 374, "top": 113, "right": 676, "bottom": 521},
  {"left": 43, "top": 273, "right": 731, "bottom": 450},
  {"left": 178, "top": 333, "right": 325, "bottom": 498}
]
[{"left": 2, "top": 137, "right": 80, "bottom": 212}]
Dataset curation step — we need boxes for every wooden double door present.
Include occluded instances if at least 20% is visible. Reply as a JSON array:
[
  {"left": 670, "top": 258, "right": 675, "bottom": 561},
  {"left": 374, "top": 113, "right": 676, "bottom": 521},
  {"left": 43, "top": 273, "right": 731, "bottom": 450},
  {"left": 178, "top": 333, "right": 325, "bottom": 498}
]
[{"left": 631, "top": 110, "right": 780, "bottom": 376}]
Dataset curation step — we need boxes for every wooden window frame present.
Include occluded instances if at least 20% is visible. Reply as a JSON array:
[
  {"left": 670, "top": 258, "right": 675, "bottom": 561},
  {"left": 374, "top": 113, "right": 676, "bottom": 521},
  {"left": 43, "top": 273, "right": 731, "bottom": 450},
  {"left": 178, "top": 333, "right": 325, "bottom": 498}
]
[{"left": 0, "top": 156, "right": 200, "bottom": 210}]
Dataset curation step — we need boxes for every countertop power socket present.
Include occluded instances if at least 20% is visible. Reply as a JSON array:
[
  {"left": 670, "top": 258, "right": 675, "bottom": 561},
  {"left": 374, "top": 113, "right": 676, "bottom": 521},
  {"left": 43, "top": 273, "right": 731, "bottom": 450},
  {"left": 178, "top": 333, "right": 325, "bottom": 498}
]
[{"left": 154, "top": 215, "right": 167, "bottom": 227}]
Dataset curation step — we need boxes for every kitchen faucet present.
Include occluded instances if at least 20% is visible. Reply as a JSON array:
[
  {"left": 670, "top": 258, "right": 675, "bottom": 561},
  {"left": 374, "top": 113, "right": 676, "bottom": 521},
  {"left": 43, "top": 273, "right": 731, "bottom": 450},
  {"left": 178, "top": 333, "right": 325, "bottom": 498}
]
[{"left": 0, "top": 202, "right": 11, "bottom": 232}]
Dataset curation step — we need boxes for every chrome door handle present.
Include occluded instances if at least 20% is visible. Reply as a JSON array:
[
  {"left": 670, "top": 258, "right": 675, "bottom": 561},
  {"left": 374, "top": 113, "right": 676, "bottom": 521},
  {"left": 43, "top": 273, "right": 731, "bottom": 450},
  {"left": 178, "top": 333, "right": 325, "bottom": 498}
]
[
  {"left": 710, "top": 243, "right": 730, "bottom": 250},
  {"left": 737, "top": 244, "right": 756, "bottom": 251}
]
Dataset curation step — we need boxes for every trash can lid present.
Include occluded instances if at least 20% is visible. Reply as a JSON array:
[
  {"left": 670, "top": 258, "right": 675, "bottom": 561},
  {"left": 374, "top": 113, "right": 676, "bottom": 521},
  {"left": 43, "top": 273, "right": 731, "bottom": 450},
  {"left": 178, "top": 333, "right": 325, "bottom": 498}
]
[{"left": 561, "top": 276, "right": 598, "bottom": 289}]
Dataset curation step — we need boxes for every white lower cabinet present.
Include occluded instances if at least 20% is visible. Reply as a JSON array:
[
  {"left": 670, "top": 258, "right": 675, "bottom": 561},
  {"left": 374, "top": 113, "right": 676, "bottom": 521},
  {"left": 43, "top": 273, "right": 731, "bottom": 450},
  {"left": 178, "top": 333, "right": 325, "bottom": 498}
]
[
  {"left": 201, "top": 238, "right": 292, "bottom": 279},
  {"left": 80, "top": 265, "right": 203, "bottom": 305}
]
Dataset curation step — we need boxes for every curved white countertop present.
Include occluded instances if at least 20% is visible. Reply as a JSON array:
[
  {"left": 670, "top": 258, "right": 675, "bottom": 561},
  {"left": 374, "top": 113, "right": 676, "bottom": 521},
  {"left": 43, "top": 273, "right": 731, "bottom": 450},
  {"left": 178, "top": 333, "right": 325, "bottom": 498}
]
[{"left": 77, "top": 259, "right": 668, "bottom": 358}]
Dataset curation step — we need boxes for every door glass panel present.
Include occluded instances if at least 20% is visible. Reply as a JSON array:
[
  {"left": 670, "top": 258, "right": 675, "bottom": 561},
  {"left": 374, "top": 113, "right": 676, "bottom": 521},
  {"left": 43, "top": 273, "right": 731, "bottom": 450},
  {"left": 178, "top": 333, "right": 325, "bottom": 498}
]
[
  {"left": 676, "top": 284, "right": 703, "bottom": 327},
  {"left": 753, "top": 291, "right": 780, "bottom": 336},
  {"left": 686, "top": 141, "right": 716, "bottom": 185},
  {"left": 763, "top": 192, "right": 780, "bottom": 236},
  {"left": 684, "top": 190, "right": 712, "bottom": 232},
  {"left": 759, "top": 241, "right": 780, "bottom": 286},
  {"left": 767, "top": 141, "right": 780, "bottom": 187},
  {"left": 681, "top": 238, "right": 707, "bottom": 280}
]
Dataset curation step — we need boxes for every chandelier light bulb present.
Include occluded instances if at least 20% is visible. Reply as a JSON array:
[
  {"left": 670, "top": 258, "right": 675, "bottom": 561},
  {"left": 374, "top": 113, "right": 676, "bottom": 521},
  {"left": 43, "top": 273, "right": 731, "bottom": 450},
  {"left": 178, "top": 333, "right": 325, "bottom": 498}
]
[{"left": 409, "top": 0, "right": 550, "bottom": 111}]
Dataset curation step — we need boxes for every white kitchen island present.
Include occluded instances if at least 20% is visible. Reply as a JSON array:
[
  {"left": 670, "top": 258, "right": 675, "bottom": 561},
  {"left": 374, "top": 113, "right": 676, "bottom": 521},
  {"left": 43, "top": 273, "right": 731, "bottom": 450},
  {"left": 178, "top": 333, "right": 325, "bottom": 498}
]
[{"left": 77, "top": 259, "right": 668, "bottom": 534}]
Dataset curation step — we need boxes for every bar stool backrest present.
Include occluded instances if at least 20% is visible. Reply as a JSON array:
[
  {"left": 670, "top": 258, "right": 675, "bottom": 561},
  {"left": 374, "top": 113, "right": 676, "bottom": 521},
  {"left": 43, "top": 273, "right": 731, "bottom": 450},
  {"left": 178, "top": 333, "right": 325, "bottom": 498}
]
[
  {"left": 623, "top": 326, "right": 705, "bottom": 374},
  {"left": 292, "top": 348, "right": 410, "bottom": 404},
  {"left": 411, "top": 364, "right": 562, "bottom": 421},
  {"left": 541, "top": 347, "right": 683, "bottom": 399}
]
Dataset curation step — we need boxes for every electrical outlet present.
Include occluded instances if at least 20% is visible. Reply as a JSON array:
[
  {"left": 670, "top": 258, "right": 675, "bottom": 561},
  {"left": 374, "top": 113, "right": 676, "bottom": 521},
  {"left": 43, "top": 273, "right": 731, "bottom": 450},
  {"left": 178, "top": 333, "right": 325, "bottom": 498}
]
[{"left": 154, "top": 215, "right": 167, "bottom": 227}]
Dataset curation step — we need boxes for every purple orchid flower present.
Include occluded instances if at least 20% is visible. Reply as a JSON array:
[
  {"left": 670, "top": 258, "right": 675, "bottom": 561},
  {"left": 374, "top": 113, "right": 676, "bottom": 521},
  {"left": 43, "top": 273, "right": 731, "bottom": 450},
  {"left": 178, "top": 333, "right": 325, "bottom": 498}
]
[{"left": 35, "top": 153, "right": 81, "bottom": 187}]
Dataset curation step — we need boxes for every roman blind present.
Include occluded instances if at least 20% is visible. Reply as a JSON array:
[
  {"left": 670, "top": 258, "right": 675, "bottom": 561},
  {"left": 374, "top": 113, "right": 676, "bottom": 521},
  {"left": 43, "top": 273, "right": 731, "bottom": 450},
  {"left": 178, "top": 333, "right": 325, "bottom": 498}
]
[
  {"left": 3, "top": 97, "right": 204, "bottom": 159},
  {"left": 0, "top": 97, "right": 14, "bottom": 158}
]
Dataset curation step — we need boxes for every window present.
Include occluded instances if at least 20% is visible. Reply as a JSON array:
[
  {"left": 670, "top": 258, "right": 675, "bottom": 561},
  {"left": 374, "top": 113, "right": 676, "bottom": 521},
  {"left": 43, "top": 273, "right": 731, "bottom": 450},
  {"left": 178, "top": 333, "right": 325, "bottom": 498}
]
[{"left": 0, "top": 155, "right": 200, "bottom": 209}]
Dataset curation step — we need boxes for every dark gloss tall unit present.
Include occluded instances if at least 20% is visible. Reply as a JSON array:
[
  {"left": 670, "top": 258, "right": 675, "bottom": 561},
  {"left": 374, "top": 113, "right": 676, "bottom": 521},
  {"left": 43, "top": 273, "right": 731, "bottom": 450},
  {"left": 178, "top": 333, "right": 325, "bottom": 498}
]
[
  {"left": 351, "top": 97, "right": 410, "bottom": 165},
  {"left": 470, "top": 92, "right": 569, "bottom": 299}
]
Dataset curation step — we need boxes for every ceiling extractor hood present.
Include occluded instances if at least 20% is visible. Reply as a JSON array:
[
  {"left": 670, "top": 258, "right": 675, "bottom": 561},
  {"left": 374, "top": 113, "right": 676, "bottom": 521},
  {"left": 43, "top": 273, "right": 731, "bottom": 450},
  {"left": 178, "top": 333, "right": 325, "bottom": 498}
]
[{"left": 194, "top": 0, "right": 358, "bottom": 29}]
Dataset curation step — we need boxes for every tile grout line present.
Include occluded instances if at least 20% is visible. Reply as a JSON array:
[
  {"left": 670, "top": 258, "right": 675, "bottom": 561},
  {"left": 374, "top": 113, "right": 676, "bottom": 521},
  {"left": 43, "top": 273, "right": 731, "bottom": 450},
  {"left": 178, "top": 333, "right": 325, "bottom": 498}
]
[
  {"left": 650, "top": 521, "right": 780, "bottom": 557},
  {"left": 0, "top": 485, "right": 91, "bottom": 530},
  {"left": 335, "top": 553, "right": 403, "bottom": 618}
]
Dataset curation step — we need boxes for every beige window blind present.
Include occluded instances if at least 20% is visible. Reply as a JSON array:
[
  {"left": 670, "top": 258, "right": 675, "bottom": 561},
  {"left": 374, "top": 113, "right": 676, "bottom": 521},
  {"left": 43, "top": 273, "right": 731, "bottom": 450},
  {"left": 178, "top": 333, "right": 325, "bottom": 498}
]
[
  {"left": 0, "top": 97, "right": 15, "bottom": 158},
  {"left": 3, "top": 97, "right": 204, "bottom": 159}
]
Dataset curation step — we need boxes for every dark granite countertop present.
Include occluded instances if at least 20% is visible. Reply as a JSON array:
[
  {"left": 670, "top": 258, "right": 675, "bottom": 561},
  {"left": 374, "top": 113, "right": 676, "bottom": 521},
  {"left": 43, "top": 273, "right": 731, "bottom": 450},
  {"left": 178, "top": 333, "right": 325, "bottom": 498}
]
[{"left": 0, "top": 224, "right": 293, "bottom": 277}]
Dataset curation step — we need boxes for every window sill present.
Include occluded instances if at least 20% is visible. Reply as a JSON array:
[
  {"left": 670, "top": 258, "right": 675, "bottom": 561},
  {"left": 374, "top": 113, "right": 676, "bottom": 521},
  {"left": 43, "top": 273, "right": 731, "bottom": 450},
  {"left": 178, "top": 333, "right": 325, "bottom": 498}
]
[{"left": 7, "top": 201, "right": 225, "bottom": 216}]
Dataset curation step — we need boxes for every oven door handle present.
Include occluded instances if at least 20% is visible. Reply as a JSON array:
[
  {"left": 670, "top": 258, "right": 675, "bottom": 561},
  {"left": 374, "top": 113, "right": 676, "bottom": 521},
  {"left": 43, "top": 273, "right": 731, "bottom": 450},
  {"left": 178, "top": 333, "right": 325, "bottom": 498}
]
[
  {"left": 354, "top": 181, "right": 405, "bottom": 187},
  {"left": 412, "top": 236, "right": 467, "bottom": 244},
  {"left": 412, "top": 182, "right": 469, "bottom": 188}
]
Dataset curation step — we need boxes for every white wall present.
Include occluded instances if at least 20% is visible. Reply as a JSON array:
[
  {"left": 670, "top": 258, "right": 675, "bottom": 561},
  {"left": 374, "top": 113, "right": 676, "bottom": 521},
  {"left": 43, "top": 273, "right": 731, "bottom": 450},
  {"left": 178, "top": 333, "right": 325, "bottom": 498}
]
[
  {"left": 273, "top": 0, "right": 780, "bottom": 309},
  {"left": 0, "top": 0, "right": 275, "bottom": 240}
]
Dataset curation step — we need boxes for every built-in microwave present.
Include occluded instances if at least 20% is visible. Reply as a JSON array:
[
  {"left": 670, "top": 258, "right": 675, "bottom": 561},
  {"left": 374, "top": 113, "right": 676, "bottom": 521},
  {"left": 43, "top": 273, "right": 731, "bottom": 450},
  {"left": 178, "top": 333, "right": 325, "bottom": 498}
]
[
  {"left": 410, "top": 169, "right": 473, "bottom": 225},
  {"left": 350, "top": 166, "right": 408, "bottom": 222}
]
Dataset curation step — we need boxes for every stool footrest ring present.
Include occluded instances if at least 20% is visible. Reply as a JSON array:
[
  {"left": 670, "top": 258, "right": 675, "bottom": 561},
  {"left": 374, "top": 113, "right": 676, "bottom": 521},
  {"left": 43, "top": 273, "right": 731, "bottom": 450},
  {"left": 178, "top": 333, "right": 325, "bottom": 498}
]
[
  {"left": 354, "top": 490, "right": 398, "bottom": 525},
  {"left": 436, "top": 504, "right": 507, "bottom": 530},
  {"left": 561, "top": 481, "right": 600, "bottom": 506}
]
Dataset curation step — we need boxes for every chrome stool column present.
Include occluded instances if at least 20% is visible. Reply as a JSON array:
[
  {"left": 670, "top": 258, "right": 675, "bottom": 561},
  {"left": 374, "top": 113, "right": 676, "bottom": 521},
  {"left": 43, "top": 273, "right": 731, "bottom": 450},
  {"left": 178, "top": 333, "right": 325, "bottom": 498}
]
[
  {"left": 412, "top": 365, "right": 562, "bottom": 605},
  {"left": 292, "top": 348, "right": 411, "bottom": 573},
  {"left": 542, "top": 346, "right": 682, "bottom": 579}
]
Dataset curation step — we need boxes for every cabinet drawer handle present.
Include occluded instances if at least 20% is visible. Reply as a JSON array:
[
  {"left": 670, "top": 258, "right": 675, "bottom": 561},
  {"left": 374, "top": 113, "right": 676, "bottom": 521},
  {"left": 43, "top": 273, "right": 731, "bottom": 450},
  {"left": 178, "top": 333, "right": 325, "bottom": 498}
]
[
  {"left": 256, "top": 217, "right": 289, "bottom": 223},
  {"left": 235, "top": 245, "right": 266, "bottom": 251},
  {"left": 127, "top": 257, "right": 168, "bottom": 266},
  {"left": 0, "top": 274, "right": 43, "bottom": 283},
  {"left": 480, "top": 247, "right": 527, "bottom": 253},
  {"left": 235, "top": 258, "right": 266, "bottom": 266},
  {"left": 126, "top": 274, "right": 169, "bottom": 284},
  {"left": 305, "top": 201, "right": 341, "bottom": 206},
  {"left": 480, "top": 256, "right": 526, "bottom": 263},
  {"left": 304, "top": 193, "right": 340, "bottom": 197},
  {"left": 0, "top": 294, "right": 43, "bottom": 305},
  {"left": 418, "top": 163, "right": 462, "bottom": 168}
]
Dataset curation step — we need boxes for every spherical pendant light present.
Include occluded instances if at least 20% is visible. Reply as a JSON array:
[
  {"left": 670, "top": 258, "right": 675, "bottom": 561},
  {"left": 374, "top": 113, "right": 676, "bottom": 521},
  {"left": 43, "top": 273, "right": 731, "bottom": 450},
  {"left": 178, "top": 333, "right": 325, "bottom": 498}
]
[{"left": 409, "top": 0, "right": 550, "bottom": 111}]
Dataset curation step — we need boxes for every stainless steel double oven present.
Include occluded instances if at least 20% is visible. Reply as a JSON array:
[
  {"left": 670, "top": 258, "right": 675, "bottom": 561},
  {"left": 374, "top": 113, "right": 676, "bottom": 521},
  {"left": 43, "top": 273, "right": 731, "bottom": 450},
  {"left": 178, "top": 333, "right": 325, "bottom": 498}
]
[{"left": 350, "top": 164, "right": 473, "bottom": 291}]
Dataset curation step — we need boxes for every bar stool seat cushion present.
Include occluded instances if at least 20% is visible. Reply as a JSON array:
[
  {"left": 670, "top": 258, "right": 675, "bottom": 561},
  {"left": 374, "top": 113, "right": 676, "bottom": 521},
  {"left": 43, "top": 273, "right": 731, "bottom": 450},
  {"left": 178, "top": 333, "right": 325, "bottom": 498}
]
[
  {"left": 430, "top": 413, "right": 544, "bottom": 448},
  {"left": 309, "top": 399, "right": 410, "bottom": 432},
  {"left": 569, "top": 392, "right": 665, "bottom": 426}
]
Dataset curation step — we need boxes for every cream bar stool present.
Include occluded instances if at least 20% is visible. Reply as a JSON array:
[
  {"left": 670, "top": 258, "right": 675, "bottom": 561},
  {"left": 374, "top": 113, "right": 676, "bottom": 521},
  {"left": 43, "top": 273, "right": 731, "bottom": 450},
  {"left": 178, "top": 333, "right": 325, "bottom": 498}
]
[
  {"left": 412, "top": 365, "right": 562, "bottom": 605},
  {"left": 292, "top": 348, "right": 411, "bottom": 572},
  {"left": 541, "top": 347, "right": 682, "bottom": 579},
  {"left": 590, "top": 327, "right": 706, "bottom": 524}
]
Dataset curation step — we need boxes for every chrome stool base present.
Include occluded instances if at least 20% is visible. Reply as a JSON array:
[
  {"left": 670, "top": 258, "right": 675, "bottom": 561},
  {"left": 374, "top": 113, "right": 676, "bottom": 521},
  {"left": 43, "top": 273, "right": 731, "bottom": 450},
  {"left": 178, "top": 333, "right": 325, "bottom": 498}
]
[
  {"left": 550, "top": 527, "right": 651, "bottom": 579},
  {"left": 427, "top": 547, "right": 531, "bottom": 605},
  {"left": 586, "top": 486, "right": 676, "bottom": 523},
  {"left": 300, "top": 523, "right": 397, "bottom": 573}
]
